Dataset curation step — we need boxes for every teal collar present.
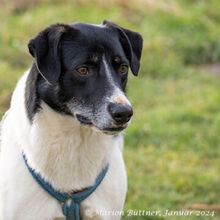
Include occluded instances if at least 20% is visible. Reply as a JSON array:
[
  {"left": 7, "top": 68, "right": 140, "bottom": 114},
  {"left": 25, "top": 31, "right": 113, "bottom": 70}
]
[{"left": 22, "top": 153, "right": 109, "bottom": 220}]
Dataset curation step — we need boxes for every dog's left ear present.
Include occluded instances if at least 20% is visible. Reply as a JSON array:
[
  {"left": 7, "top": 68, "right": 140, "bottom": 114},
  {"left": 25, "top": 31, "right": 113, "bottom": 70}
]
[
  {"left": 103, "top": 20, "right": 143, "bottom": 76},
  {"left": 28, "top": 24, "right": 69, "bottom": 84}
]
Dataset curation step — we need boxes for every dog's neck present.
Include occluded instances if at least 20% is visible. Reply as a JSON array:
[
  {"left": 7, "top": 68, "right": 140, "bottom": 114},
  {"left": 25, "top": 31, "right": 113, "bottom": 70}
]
[
  {"left": 13, "top": 71, "right": 118, "bottom": 192},
  {"left": 27, "top": 103, "right": 116, "bottom": 192}
]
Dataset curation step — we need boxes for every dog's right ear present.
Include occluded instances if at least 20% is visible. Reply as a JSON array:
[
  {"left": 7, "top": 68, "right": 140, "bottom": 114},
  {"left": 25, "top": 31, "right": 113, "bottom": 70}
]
[
  {"left": 103, "top": 20, "right": 143, "bottom": 76},
  {"left": 28, "top": 24, "right": 69, "bottom": 85}
]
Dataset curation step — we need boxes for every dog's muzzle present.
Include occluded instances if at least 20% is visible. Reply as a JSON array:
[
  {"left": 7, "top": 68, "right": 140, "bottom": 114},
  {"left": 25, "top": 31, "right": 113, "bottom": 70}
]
[{"left": 75, "top": 103, "right": 133, "bottom": 134}]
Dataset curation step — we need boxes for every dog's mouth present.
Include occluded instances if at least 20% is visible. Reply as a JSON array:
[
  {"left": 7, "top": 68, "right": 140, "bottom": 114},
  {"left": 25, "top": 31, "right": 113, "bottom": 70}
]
[
  {"left": 75, "top": 114, "right": 127, "bottom": 135},
  {"left": 76, "top": 114, "right": 93, "bottom": 126}
]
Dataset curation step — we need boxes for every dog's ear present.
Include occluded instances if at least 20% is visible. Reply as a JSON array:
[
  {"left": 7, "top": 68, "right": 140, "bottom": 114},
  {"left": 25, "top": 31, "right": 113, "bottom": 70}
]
[
  {"left": 103, "top": 20, "right": 143, "bottom": 76},
  {"left": 28, "top": 24, "right": 69, "bottom": 84}
]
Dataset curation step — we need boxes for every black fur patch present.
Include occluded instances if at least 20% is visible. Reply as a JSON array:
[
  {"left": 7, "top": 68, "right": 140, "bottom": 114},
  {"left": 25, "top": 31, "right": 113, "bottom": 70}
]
[{"left": 25, "top": 63, "right": 41, "bottom": 122}]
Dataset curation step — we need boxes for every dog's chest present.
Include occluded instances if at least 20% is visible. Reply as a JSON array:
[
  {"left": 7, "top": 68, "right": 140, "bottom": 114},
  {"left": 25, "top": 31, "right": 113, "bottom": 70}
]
[{"left": 23, "top": 103, "right": 116, "bottom": 192}]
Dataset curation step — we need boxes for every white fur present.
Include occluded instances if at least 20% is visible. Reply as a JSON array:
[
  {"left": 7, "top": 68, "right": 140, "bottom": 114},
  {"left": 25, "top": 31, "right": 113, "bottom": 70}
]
[
  {"left": 0, "top": 70, "right": 127, "bottom": 220},
  {"left": 102, "top": 57, "right": 131, "bottom": 107}
]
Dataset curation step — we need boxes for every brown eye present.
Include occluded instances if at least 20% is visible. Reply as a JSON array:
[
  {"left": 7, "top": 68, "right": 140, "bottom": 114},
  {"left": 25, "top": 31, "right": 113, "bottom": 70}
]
[
  {"left": 76, "top": 67, "right": 88, "bottom": 75},
  {"left": 119, "top": 65, "right": 128, "bottom": 74}
]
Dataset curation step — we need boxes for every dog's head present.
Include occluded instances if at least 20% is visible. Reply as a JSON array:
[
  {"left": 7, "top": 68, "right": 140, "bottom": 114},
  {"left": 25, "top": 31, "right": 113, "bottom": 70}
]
[{"left": 28, "top": 21, "right": 143, "bottom": 135}]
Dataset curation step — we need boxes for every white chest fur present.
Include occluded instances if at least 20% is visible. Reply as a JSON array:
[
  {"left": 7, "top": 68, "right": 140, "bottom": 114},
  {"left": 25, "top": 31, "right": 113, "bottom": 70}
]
[{"left": 25, "top": 102, "right": 117, "bottom": 192}]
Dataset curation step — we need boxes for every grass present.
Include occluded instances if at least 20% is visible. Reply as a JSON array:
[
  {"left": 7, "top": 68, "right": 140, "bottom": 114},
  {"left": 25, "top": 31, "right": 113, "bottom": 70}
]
[
  {"left": 0, "top": 0, "right": 220, "bottom": 219},
  {"left": 124, "top": 71, "right": 220, "bottom": 219}
]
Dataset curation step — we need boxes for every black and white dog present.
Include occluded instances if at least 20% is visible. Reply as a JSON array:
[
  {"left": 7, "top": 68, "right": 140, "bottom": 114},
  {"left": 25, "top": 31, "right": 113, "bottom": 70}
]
[{"left": 0, "top": 20, "right": 143, "bottom": 220}]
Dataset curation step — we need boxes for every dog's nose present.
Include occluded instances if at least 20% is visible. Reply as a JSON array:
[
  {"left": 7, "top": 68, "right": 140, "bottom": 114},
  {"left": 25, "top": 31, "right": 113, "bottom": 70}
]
[{"left": 108, "top": 103, "right": 133, "bottom": 125}]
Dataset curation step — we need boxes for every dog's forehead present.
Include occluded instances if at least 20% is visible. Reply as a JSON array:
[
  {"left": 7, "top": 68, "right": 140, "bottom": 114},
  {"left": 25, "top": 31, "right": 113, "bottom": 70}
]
[
  {"left": 62, "top": 23, "right": 125, "bottom": 63},
  {"left": 69, "top": 22, "right": 118, "bottom": 42}
]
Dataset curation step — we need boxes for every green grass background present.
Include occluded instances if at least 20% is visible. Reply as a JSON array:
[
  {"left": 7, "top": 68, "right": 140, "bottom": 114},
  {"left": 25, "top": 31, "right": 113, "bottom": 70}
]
[{"left": 0, "top": 0, "right": 220, "bottom": 219}]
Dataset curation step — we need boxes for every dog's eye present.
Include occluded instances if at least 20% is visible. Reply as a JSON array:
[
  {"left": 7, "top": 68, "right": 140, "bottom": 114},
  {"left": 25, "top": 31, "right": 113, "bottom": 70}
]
[
  {"left": 119, "top": 65, "right": 128, "bottom": 74},
  {"left": 76, "top": 67, "right": 88, "bottom": 75}
]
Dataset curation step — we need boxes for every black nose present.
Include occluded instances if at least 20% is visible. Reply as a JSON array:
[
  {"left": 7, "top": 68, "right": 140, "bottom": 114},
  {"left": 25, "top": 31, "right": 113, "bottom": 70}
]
[{"left": 108, "top": 103, "right": 133, "bottom": 125}]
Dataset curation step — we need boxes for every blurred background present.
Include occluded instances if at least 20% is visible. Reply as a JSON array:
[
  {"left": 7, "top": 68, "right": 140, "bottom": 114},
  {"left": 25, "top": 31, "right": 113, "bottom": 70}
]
[{"left": 0, "top": 0, "right": 220, "bottom": 219}]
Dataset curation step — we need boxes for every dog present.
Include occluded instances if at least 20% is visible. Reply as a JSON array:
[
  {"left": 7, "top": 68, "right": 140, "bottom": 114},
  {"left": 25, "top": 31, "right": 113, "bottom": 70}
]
[{"left": 0, "top": 20, "right": 143, "bottom": 220}]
